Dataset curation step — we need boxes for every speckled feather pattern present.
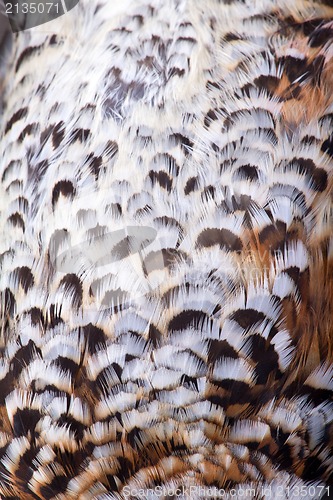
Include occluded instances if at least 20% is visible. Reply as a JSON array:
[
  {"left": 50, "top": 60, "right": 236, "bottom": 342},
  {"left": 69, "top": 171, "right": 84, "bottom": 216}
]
[{"left": 0, "top": 0, "right": 333, "bottom": 498}]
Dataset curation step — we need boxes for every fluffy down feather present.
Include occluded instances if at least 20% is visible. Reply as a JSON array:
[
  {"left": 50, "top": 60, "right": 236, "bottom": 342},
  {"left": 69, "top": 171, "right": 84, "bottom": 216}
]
[{"left": 0, "top": 0, "right": 333, "bottom": 498}]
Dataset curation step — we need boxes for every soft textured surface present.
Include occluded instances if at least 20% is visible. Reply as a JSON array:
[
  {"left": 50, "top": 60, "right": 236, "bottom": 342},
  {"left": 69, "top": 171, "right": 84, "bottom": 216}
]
[{"left": 0, "top": 0, "right": 333, "bottom": 498}]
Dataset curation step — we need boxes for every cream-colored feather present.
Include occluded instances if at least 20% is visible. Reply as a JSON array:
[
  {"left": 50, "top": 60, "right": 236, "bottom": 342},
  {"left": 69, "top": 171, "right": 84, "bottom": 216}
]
[{"left": 0, "top": 0, "right": 332, "bottom": 498}]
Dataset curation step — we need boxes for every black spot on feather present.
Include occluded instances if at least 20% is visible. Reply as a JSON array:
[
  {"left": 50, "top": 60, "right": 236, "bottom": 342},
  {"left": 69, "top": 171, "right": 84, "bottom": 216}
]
[
  {"left": 148, "top": 324, "right": 162, "bottom": 348},
  {"left": 231, "top": 309, "right": 266, "bottom": 329},
  {"left": 40, "top": 475, "right": 69, "bottom": 497},
  {"left": 48, "top": 304, "right": 63, "bottom": 328},
  {"left": 8, "top": 213, "right": 25, "bottom": 231},
  {"left": 26, "top": 307, "right": 45, "bottom": 327},
  {"left": 11, "top": 340, "right": 41, "bottom": 378},
  {"left": 278, "top": 55, "right": 308, "bottom": 84},
  {"left": 59, "top": 274, "right": 82, "bottom": 308},
  {"left": 16, "top": 46, "right": 42, "bottom": 71},
  {"left": 13, "top": 408, "right": 42, "bottom": 436},
  {"left": 18, "top": 123, "right": 38, "bottom": 142},
  {"left": 258, "top": 221, "right": 287, "bottom": 252},
  {"left": 184, "top": 176, "right": 199, "bottom": 194},
  {"left": 82, "top": 324, "right": 107, "bottom": 354},
  {"left": 197, "top": 228, "right": 243, "bottom": 252},
  {"left": 321, "top": 136, "right": 333, "bottom": 158},
  {"left": 11, "top": 266, "right": 34, "bottom": 293},
  {"left": 5, "top": 107, "right": 28, "bottom": 133},
  {"left": 52, "top": 180, "right": 76, "bottom": 207},
  {"left": 311, "top": 168, "right": 327, "bottom": 192},
  {"left": 254, "top": 74, "right": 280, "bottom": 95},
  {"left": 169, "top": 309, "right": 209, "bottom": 332},
  {"left": 84, "top": 154, "right": 101, "bottom": 181},
  {"left": 149, "top": 170, "right": 172, "bottom": 191},
  {"left": 52, "top": 121, "right": 65, "bottom": 148},
  {"left": 69, "top": 128, "right": 91, "bottom": 143},
  {"left": 235, "top": 164, "right": 259, "bottom": 181},
  {"left": 208, "top": 340, "right": 239, "bottom": 364},
  {"left": 309, "top": 27, "right": 333, "bottom": 47}
]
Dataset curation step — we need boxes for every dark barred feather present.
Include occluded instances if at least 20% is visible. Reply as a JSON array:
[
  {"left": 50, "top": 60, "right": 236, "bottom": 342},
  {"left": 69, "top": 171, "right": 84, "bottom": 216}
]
[{"left": 0, "top": 0, "right": 333, "bottom": 498}]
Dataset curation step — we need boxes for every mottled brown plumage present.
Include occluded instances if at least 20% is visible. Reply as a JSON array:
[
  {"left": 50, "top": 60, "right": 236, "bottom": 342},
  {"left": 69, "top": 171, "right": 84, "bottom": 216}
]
[{"left": 0, "top": 0, "right": 333, "bottom": 498}]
